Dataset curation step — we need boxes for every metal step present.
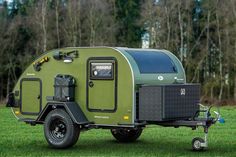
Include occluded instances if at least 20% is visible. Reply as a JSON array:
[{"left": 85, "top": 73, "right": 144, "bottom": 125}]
[{"left": 19, "top": 118, "right": 36, "bottom": 126}]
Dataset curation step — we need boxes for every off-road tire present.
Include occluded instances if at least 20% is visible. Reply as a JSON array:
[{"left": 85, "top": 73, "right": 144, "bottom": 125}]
[
  {"left": 111, "top": 128, "right": 143, "bottom": 143},
  {"left": 44, "top": 109, "right": 80, "bottom": 149}
]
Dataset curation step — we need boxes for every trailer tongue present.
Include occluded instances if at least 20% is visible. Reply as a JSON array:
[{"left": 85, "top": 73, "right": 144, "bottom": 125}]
[{"left": 156, "top": 106, "right": 219, "bottom": 151}]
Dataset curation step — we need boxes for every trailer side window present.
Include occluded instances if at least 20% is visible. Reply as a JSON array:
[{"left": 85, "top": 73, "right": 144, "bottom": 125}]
[
  {"left": 126, "top": 50, "right": 177, "bottom": 73},
  {"left": 90, "top": 62, "right": 113, "bottom": 79}
]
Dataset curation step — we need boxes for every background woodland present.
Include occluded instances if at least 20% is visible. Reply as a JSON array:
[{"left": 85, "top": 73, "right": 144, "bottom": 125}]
[{"left": 0, "top": 0, "right": 236, "bottom": 105}]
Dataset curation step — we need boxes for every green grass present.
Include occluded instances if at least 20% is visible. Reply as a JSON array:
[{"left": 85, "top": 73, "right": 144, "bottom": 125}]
[{"left": 0, "top": 106, "right": 236, "bottom": 157}]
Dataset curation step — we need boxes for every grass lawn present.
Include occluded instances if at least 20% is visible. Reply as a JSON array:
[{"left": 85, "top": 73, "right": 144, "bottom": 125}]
[{"left": 0, "top": 106, "right": 236, "bottom": 157}]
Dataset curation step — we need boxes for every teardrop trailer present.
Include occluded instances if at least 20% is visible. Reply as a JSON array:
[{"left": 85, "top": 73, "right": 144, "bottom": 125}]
[{"left": 6, "top": 47, "right": 220, "bottom": 151}]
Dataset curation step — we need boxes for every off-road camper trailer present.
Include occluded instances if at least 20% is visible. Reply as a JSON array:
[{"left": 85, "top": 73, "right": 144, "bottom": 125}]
[{"left": 7, "top": 47, "right": 218, "bottom": 151}]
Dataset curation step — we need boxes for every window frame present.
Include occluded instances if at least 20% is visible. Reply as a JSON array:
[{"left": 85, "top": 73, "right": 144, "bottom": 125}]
[{"left": 89, "top": 61, "right": 114, "bottom": 80}]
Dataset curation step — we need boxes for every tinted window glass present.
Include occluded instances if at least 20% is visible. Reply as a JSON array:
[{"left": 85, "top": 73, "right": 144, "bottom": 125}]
[
  {"left": 126, "top": 50, "right": 177, "bottom": 73},
  {"left": 90, "top": 62, "right": 113, "bottom": 79}
]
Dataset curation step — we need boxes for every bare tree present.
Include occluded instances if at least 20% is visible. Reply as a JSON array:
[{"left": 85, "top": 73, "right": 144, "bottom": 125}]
[
  {"left": 55, "top": 0, "right": 60, "bottom": 48},
  {"left": 42, "top": 0, "right": 47, "bottom": 51},
  {"left": 178, "top": 1, "right": 184, "bottom": 62},
  {"left": 216, "top": 7, "right": 223, "bottom": 100},
  {"left": 230, "top": 0, "right": 236, "bottom": 101}
]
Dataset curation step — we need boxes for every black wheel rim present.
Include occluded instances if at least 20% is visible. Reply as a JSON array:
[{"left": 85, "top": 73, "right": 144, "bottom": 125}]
[{"left": 49, "top": 118, "right": 67, "bottom": 140}]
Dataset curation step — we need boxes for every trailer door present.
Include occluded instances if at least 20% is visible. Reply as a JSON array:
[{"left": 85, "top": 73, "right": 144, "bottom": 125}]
[
  {"left": 20, "top": 78, "right": 42, "bottom": 115},
  {"left": 87, "top": 58, "right": 117, "bottom": 112}
]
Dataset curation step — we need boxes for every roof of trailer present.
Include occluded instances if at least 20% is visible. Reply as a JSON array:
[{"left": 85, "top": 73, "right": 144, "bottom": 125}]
[
  {"left": 115, "top": 47, "right": 165, "bottom": 52},
  {"left": 114, "top": 47, "right": 180, "bottom": 74}
]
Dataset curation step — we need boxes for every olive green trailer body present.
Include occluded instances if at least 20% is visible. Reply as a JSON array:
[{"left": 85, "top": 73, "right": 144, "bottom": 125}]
[
  {"left": 11, "top": 47, "right": 185, "bottom": 126},
  {"left": 7, "top": 47, "right": 217, "bottom": 151}
]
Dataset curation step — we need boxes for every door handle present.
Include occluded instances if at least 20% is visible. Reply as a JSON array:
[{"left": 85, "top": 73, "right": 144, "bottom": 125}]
[{"left": 88, "top": 81, "right": 94, "bottom": 88}]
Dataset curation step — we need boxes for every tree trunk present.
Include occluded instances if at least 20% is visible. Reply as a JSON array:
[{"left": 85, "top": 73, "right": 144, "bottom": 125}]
[
  {"left": 165, "top": 6, "right": 170, "bottom": 49},
  {"left": 73, "top": 14, "right": 77, "bottom": 46},
  {"left": 178, "top": 2, "right": 184, "bottom": 62},
  {"left": 231, "top": 0, "right": 236, "bottom": 101},
  {"left": 206, "top": 10, "right": 210, "bottom": 77},
  {"left": 234, "top": 77, "right": 236, "bottom": 101},
  {"left": 89, "top": 12, "right": 94, "bottom": 46},
  {"left": 78, "top": 1, "right": 81, "bottom": 46},
  {"left": 0, "top": 77, "right": 3, "bottom": 101},
  {"left": 6, "top": 69, "right": 10, "bottom": 95},
  {"left": 234, "top": 41, "right": 236, "bottom": 101},
  {"left": 211, "top": 86, "right": 214, "bottom": 101},
  {"left": 42, "top": 0, "right": 47, "bottom": 51},
  {"left": 225, "top": 23, "right": 230, "bottom": 99},
  {"left": 216, "top": 12, "right": 223, "bottom": 101},
  {"left": 55, "top": 0, "right": 60, "bottom": 48},
  {"left": 89, "top": 3, "right": 95, "bottom": 46}
]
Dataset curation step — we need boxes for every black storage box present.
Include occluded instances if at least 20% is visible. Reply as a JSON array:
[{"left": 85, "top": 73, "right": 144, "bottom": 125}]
[
  {"left": 54, "top": 74, "right": 76, "bottom": 101},
  {"left": 138, "top": 84, "right": 200, "bottom": 121}
]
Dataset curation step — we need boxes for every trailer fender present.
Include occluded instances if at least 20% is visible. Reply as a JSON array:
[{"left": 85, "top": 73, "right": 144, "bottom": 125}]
[{"left": 37, "top": 102, "right": 89, "bottom": 125}]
